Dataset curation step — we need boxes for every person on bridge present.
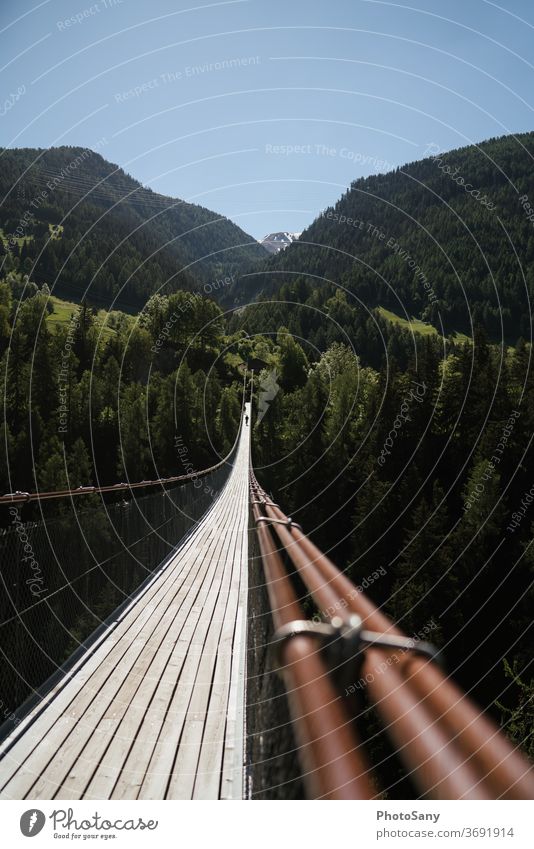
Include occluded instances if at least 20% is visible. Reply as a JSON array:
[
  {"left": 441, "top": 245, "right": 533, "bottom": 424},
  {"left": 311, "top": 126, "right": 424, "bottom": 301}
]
[{"left": 245, "top": 414, "right": 249, "bottom": 426}]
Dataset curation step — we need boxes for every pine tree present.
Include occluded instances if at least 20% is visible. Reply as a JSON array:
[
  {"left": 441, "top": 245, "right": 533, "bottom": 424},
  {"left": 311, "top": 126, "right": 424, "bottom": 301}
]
[{"left": 390, "top": 482, "right": 452, "bottom": 643}]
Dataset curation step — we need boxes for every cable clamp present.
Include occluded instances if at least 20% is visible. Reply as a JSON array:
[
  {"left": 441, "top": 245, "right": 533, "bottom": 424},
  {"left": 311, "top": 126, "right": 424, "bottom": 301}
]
[
  {"left": 1, "top": 491, "right": 31, "bottom": 503},
  {"left": 256, "top": 516, "right": 302, "bottom": 532},
  {"left": 271, "top": 614, "right": 442, "bottom": 675}
]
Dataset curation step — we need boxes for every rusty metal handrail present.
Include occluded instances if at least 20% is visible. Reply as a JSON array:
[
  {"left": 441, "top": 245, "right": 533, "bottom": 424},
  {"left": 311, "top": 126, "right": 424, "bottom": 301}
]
[
  {"left": 0, "top": 375, "right": 247, "bottom": 507},
  {"left": 249, "top": 472, "right": 534, "bottom": 800},
  {"left": 0, "top": 455, "right": 230, "bottom": 506},
  {"left": 250, "top": 478, "right": 374, "bottom": 799}
]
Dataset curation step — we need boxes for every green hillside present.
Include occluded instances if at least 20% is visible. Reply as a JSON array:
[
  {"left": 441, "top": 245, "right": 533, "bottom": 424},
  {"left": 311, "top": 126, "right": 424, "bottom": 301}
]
[
  {"left": 228, "top": 132, "right": 534, "bottom": 343},
  {"left": 0, "top": 146, "right": 267, "bottom": 310}
]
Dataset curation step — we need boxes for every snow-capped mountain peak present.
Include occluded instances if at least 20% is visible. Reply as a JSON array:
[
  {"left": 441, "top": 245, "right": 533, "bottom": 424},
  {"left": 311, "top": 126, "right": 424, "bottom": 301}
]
[{"left": 259, "top": 231, "right": 301, "bottom": 253}]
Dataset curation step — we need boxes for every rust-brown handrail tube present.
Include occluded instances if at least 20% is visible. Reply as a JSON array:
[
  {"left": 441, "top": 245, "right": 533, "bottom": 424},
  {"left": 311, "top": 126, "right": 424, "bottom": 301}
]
[
  {"left": 250, "top": 485, "right": 375, "bottom": 799},
  {"left": 407, "top": 659, "right": 534, "bottom": 800},
  {"left": 289, "top": 520, "right": 534, "bottom": 800},
  {"left": 256, "top": 491, "right": 489, "bottom": 799},
  {"left": 252, "top": 481, "right": 534, "bottom": 800}
]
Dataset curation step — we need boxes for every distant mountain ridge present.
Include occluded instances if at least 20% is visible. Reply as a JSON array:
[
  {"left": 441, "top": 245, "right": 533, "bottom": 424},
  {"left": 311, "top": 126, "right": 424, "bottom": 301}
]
[{"left": 0, "top": 146, "right": 267, "bottom": 309}]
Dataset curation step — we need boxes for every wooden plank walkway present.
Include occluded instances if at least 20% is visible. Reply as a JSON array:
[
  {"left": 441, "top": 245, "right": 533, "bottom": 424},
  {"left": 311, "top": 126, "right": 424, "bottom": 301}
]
[{"left": 0, "top": 405, "right": 251, "bottom": 800}]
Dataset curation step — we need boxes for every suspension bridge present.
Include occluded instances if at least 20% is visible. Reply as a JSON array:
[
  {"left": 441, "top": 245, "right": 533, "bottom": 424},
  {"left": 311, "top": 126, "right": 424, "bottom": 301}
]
[{"left": 0, "top": 401, "right": 533, "bottom": 800}]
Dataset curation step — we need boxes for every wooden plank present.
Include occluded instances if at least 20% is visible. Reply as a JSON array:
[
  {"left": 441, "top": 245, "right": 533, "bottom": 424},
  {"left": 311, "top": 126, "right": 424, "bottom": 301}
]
[
  {"left": 136, "top": 469, "right": 243, "bottom": 799},
  {"left": 84, "top": 482, "right": 243, "bottom": 799},
  {"left": 167, "top": 485, "right": 243, "bottom": 798},
  {"left": 0, "top": 509, "right": 215, "bottom": 790},
  {"left": 111, "top": 494, "right": 242, "bottom": 799},
  {"left": 181, "top": 419, "right": 250, "bottom": 798},
  {"left": 218, "top": 570, "right": 248, "bottom": 800},
  {"left": 0, "top": 498, "right": 222, "bottom": 798},
  {"left": 54, "top": 536, "right": 217, "bottom": 799},
  {"left": 227, "top": 443, "right": 249, "bottom": 799},
  {"left": 44, "top": 498, "right": 236, "bottom": 800},
  {"left": 194, "top": 456, "right": 249, "bottom": 799},
  {"left": 1, "top": 485, "right": 223, "bottom": 763}
]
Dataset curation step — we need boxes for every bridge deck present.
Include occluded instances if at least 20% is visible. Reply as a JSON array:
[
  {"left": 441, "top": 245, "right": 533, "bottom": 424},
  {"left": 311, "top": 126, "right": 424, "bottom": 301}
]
[{"left": 0, "top": 405, "right": 251, "bottom": 800}]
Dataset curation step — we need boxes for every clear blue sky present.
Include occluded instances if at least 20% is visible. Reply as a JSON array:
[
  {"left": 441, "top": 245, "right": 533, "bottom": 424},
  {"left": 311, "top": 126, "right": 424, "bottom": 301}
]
[{"left": 1, "top": 0, "right": 533, "bottom": 239}]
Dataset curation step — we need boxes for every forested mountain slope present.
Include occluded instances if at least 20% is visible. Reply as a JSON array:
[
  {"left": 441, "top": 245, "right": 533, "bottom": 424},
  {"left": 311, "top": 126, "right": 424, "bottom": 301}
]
[
  {"left": 229, "top": 132, "right": 534, "bottom": 342},
  {"left": 0, "top": 146, "right": 266, "bottom": 309}
]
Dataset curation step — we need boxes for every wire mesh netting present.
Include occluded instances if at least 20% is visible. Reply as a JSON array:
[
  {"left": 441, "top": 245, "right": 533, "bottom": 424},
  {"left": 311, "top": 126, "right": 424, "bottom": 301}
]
[{"left": 0, "top": 459, "right": 234, "bottom": 735}]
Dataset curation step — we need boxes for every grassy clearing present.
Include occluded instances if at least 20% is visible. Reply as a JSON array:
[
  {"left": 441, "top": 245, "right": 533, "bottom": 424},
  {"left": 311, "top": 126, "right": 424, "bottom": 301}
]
[
  {"left": 46, "top": 296, "right": 77, "bottom": 329},
  {"left": 0, "top": 224, "right": 62, "bottom": 247},
  {"left": 45, "top": 295, "right": 123, "bottom": 340},
  {"left": 0, "top": 227, "right": 34, "bottom": 248},
  {"left": 377, "top": 306, "right": 473, "bottom": 343},
  {"left": 377, "top": 306, "right": 439, "bottom": 337}
]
